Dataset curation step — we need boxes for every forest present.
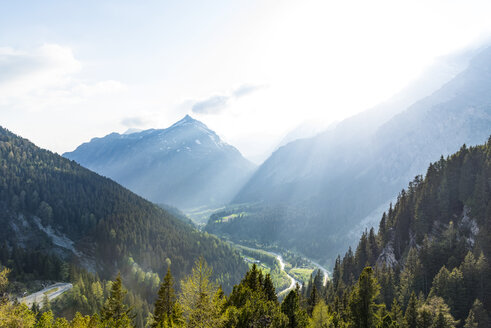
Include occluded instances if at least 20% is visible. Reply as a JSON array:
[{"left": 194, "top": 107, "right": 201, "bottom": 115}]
[
  {"left": 0, "top": 125, "right": 249, "bottom": 325},
  {"left": 2, "top": 134, "right": 491, "bottom": 327}
]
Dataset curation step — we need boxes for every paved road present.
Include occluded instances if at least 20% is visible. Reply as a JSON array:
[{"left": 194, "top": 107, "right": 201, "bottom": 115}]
[
  {"left": 269, "top": 251, "right": 298, "bottom": 296},
  {"left": 237, "top": 244, "right": 299, "bottom": 296},
  {"left": 19, "top": 282, "right": 73, "bottom": 308}
]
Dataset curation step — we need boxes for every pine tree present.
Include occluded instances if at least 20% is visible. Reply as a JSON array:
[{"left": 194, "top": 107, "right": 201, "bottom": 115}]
[
  {"left": 153, "top": 269, "right": 181, "bottom": 327},
  {"left": 53, "top": 317, "right": 70, "bottom": 328},
  {"left": 433, "top": 310, "right": 455, "bottom": 328},
  {"left": 390, "top": 299, "right": 404, "bottom": 327},
  {"left": 307, "top": 285, "right": 319, "bottom": 316},
  {"left": 35, "top": 310, "right": 54, "bottom": 328},
  {"left": 310, "top": 300, "right": 332, "bottom": 328},
  {"left": 404, "top": 292, "right": 418, "bottom": 328},
  {"left": 281, "top": 284, "right": 309, "bottom": 328},
  {"left": 464, "top": 299, "right": 490, "bottom": 328},
  {"left": 100, "top": 273, "right": 134, "bottom": 327},
  {"left": 263, "top": 273, "right": 277, "bottom": 303},
  {"left": 348, "top": 267, "right": 381, "bottom": 328},
  {"left": 416, "top": 304, "right": 433, "bottom": 328}
]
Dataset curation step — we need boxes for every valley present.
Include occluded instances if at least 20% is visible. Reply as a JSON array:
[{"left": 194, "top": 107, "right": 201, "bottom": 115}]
[
  {"left": 230, "top": 241, "right": 329, "bottom": 296},
  {"left": 2, "top": 8, "right": 491, "bottom": 326}
]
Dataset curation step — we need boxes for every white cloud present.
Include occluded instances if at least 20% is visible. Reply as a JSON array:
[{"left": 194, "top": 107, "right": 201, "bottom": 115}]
[
  {"left": 121, "top": 116, "right": 148, "bottom": 127},
  {"left": 232, "top": 84, "right": 264, "bottom": 98},
  {"left": 191, "top": 95, "right": 229, "bottom": 114},
  {"left": 190, "top": 83, "right": 264, "bottom": 115},
  {"left": 0, "top": 44, "right": 125, "bottom": 110}
]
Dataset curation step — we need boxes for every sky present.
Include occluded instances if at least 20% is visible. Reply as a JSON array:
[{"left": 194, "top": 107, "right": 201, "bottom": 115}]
[{"left": 1, "top": 0, "right": 491, "bottom": 163}]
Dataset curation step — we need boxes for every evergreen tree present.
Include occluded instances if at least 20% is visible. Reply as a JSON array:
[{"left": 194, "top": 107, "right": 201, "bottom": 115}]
[
  {"left": 404, "top": 292, "right": 418, "bottom": 328},
  {"left": 310, "top": 300, "right": 333, "bottom": 328},
  {"left": 307, "top": 285, "right": 319, "bottom": 316},
  {"left": 263, "top": 273, "right": 277, "bottom": 303},
  {"left": 281, "top": 285, "right": 308, "bottom": 328},
  {"left": 36, "top": 311, "right": 54, "bottom": 328},
  {"left": 416, "top": 304, "right": 433, "bottom": 328},
  {"left": 53, "top": 317, "right": 70, "bottom": 328},
  {"left": 348, "top": 267, "right": 381, "bottom": 328},
  {"left": 153, "top": 269, "right": 181, "bottom": 327},
  {"left": 389, "top": 299, "right": 404, "bottom": 328},
  {"left": 100, "top": 273, "right": 134, "bottom": 327},
  {"left": 464, "top": 299, "right": 490, "bottom": 328}
]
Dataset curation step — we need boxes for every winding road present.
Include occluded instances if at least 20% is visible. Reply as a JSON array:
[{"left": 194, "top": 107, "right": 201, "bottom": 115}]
[
  {"left": 19, "top": 282, "right": 73, "bottom": 308},
  {"left": 236, "top": 243, "right": 330, "bottom": 296},
  {"left": 269, "top": 252, "right": 298, "bottom": 296}
]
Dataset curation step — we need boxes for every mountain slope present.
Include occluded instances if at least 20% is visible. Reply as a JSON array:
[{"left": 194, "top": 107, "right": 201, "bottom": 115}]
[
  {"left": 225, "top": 46, "right": 491, "bottom": 262},
  {"left": 328, "top": 137, "right": 491, "bottom": 323},
  {"left": 0, "top": 125, "right": 248, "bottom": 293},
  {"left": 64, "top": 115, "right": 255, "bottom": 209}
]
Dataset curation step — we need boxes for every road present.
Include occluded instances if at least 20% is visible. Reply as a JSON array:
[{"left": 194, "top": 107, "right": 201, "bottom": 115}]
[
  {"left": 235, "top": 244, "right": 329, "bottom": 295},
  {"left": 269, "top": 252, "right": 298, "bottom": 296},
  {"left": 236, "top": 244, "right": 299, "bottom": 296},
  {"left": 19, "top": 282, "right": 73, "bottom": 308}
]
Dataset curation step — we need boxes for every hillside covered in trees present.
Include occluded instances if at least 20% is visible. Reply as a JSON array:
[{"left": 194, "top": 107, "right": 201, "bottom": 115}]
[
  {"left": 229, "top": 45, "right": 491, "bottom": 264},
  {"left": 0, "top": 125, "right": 248, "bottom": 322},
  {"left": 3, "top": 138, "right": 491, "bottom": 328}
]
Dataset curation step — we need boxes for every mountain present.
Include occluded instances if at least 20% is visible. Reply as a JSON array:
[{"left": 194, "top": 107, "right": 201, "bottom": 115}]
[
  {"left": 0, "top": 125, "right": 248, "bottom": 295},
  {"left": 220, "top": 46, "right": 491, "bottom": 262},
  {"left": 64, "top": 115, "right": 255, "bottom": 210},
  {"left": 326, "top": 137, "right": 491, "bottom": 325}
]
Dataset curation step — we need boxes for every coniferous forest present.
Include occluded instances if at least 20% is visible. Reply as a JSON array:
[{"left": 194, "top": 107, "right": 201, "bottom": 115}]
[
  {"left": 1, "top": 123, "right": 491, "bottom": 327},
  {"left": 3, "top": 2, "right": 491, "bottom": 328}
]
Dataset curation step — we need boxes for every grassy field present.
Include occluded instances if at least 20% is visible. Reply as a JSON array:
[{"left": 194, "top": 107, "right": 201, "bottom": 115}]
[{"left": 184, "top": 206, "right": 226, "bottom": 226}]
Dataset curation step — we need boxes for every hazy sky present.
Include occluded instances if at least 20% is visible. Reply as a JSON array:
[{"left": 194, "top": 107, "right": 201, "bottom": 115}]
[{"left": 2, "top": 0, "right": 491, "bottom": 162}]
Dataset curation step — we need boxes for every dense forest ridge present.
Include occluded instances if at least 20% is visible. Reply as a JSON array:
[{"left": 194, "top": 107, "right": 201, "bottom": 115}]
[
  {"left": 0, "top": 125, "right": 249, "bottom": 325},
  {"left": 3, "top": 133, "right": 491, "bottom": 327}
]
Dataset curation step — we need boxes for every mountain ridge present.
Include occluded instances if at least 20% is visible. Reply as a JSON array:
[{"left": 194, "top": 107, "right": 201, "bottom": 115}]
[
  {"left": 222, "top": 45, "right": 491, "bottom": 262},
  {"left": 64, "top": 115, "right": 256, "bottom": 210}
]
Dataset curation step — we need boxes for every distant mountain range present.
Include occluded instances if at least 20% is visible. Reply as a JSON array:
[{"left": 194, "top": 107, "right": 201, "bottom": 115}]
[
  {"left": 64, "top": 115, "right": 255, "bottom": 210},
  {"left": 209, "top": 46, "right": 491, "bottom": 262}
]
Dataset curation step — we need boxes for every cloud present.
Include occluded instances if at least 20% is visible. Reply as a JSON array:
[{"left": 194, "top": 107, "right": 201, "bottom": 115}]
[
  {"left": 0, "top": 44, "right": 125, "bottom": 110},
  {"left": 121, "top": 116, "right": 148, "bottom": 127},
  {"left": 191, "top": 95, "right": 229, "bottom": 114},
  {"left": 189, "top": 84, "right": 263, "bottom": 115},
  {"left": 232, "top": 84, "right": 264, "bottom": 98},
  {"left": 0, "top": 44, "right": 81, "bottom": 91}
]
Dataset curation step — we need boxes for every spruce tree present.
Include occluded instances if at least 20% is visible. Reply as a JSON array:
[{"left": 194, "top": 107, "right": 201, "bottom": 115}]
[
  {"left": 307, "top": 285, "right": 319, "bottom": 316},
  {"left": 416, "top": 305, "right": 433, "bottom": 328},
  {"left": 100, "top": 273, "right": 134, "bottom": 327},
  {"left": 464, "top": 299, "right": 490, "bottom": 328},
  {"left": 153, "top": 269, "right": 180, "bottom": 327},
  {"left": 35, "top": 311, "right": 54, "bottom": 328},
  {"left": 263, "top": 273, "right": 277, "bottom": 303},
  {"left": 281, "top": 284, "right": 308, "bottom": 328},
  {"left": 390, "top": 299, "right": 403, "bottom": 327},
  {"left": 348, "top": 267, "right": 381, "bottom": 328},
  {"left": 404, "top": 292, "right": 418, "bottom": 328}
]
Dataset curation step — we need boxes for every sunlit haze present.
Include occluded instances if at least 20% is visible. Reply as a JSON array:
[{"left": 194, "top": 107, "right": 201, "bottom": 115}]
[{"left": 2, "top": 0, "right": 491, "bottom": 163}]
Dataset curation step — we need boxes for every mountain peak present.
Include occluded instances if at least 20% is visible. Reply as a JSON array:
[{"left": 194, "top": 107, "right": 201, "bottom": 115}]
[{"left": 170, "top": 114, "right": 207, "bottom": 130}]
